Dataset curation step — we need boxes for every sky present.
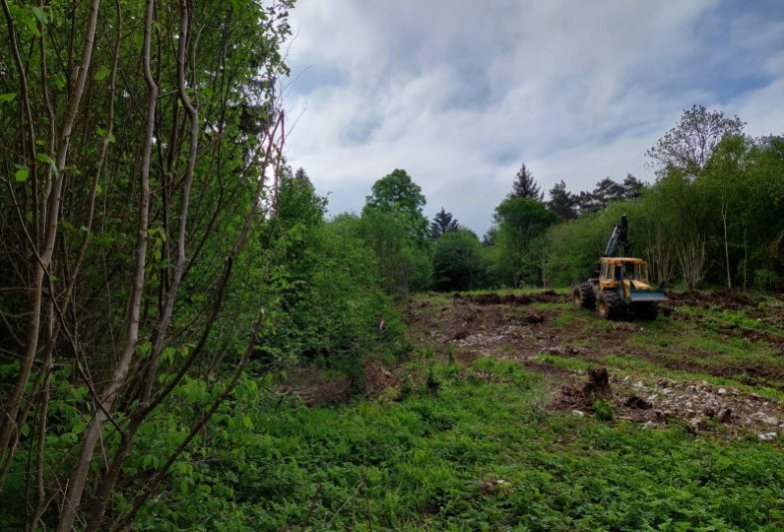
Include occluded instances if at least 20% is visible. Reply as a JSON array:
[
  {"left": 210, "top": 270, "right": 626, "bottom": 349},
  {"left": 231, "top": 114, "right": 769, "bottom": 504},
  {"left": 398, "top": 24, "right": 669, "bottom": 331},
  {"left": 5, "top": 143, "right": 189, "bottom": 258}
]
[{"left": 282, "top": 0, "right": 784, "bottom": 235}]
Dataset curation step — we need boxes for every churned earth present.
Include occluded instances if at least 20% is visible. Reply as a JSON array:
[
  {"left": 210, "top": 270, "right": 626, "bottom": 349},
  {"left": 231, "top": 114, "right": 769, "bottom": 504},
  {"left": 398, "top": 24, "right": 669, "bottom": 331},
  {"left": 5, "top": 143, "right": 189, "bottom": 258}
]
[{"left": 409, "top": 289, "right": 784, "bottom": 441}]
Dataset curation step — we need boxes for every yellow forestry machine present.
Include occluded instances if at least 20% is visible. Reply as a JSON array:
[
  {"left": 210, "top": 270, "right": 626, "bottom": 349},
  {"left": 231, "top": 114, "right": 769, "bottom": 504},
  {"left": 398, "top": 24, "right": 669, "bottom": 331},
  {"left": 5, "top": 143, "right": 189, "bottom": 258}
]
[{"left": 572, "top": 215, "right": 667, "bottom": 320}]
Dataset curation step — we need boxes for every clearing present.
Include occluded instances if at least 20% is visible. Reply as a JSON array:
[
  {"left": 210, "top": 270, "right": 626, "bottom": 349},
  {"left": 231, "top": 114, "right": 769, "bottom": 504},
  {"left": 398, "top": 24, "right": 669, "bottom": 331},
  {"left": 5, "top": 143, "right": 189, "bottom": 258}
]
[
  {"left": 413, "top": 289, "right": 784, "bottom": 437},
  {"left": 143, "top": 290, "right": 784, "bottom": 530}
]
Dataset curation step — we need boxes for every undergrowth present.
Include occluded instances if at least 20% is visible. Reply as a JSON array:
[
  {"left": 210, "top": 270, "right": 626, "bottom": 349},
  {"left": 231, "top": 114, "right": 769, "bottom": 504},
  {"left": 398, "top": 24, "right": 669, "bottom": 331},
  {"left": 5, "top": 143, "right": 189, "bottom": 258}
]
[{"left": 133, "top": 358, "right": 784, "bottom": 531}]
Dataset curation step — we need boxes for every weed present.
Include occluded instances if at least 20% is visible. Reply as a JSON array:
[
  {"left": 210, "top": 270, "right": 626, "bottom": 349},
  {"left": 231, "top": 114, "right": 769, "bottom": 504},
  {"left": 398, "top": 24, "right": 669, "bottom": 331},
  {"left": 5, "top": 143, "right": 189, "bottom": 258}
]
[{"left": 593, "top": 399, "right": 615, "bottom": 421}]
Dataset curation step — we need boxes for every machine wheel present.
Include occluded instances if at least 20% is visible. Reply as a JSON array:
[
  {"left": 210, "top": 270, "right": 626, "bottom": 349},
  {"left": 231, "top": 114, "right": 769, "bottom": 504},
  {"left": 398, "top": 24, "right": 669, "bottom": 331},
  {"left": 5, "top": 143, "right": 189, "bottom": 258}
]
[
  {"left": 597, "top": 290, "right": 622, "bottom": 320},
  {"left": 572, "top": 282, "right": 596, "bottom": 309},
  {"left": 636, "top": 302, "right": 659, "bottom": 320}
]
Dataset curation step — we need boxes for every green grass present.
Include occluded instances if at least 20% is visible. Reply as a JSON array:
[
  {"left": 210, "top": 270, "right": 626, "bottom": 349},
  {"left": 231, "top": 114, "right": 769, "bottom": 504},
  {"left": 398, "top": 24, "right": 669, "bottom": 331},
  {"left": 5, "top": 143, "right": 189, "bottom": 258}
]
[
  {"left": 127, "top": 292, "right": 784, "bottom": 530},
  {"left": 533, "top": 353, "right": 593, "bottom": 371},
  {"left": 136, "top": 359, "right": 784, "bottom": 531}
]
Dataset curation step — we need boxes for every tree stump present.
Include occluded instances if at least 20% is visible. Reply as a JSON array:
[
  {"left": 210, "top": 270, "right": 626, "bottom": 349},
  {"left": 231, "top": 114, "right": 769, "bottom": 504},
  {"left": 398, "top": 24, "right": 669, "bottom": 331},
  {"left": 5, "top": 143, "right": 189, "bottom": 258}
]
[{"left": 582, "top": 367, "right": 612, "bottom": 400}]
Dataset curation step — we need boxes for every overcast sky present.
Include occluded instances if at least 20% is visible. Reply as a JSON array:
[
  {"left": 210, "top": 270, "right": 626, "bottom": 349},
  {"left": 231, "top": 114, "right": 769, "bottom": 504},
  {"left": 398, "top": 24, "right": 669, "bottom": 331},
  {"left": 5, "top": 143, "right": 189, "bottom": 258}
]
[{"left": 282, "top": 0, "right": 784, "bottom": 235}]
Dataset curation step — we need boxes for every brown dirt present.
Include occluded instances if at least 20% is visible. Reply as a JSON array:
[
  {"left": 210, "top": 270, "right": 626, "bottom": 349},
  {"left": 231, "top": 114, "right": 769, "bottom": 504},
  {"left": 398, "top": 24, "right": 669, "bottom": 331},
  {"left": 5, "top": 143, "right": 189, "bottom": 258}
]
[
  {"left": 411, "top": 290, "right": 784, "bottom": 440},
  {"left": 452, "top": 290, "right": 565, "bottom": 306},
  {"left": 665, "top": 289, "right": 762, "bottom": 310}
]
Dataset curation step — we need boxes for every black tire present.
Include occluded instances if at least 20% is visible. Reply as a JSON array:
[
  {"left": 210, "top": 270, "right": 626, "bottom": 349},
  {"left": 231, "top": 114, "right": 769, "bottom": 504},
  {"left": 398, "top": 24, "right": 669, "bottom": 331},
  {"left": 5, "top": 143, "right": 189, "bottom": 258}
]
[
  {"left": 597, "top": 290, "right": 622, "bottom": 320},
  {"left": 636, "top": 302, "right": 659, "bottom": 320},
  {"left": 572, "top": 282, "right": 595, "bottom": 309}
]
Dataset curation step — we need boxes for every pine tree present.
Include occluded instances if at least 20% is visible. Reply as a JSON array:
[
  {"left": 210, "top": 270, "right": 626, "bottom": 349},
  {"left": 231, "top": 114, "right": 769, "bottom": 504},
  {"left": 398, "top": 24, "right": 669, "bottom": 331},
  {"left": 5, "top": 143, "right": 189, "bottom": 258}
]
[
  {"left": 547, "top": 180, "right": 578, "bottom": 220},
  {"left": 430, "top": 208, "right": 459, "bottom": 239},
  {"left": 621, "top": 173, "right": 645, "bottom": 200},
  {"left": 509, "top": 163, "right": 543, "bottom": 201}
]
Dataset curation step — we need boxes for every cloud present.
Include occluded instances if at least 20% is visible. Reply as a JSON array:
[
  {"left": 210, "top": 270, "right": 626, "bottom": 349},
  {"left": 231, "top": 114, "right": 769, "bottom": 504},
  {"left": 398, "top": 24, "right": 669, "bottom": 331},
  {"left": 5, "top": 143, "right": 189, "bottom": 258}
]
[{"left": 283, "top": 0, "right": 784, "bottom": 234}]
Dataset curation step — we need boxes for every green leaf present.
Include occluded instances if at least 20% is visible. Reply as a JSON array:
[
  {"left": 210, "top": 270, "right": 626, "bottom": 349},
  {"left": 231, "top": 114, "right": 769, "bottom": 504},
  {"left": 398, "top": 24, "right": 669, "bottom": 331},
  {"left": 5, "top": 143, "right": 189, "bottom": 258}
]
[
  {"left": 32, "top": 6, "right": 48, "bottom": 24},
  {"left": 35, "top": 153, "right": 58, "bottom": 176},
  {"left": 93, "top": 66, "right": 110, "bottom": 81},
  {"left": 0, "top": 93, "right": 16, "bottom": 102},
  {"left": 15, "top": 167, "right": 29, "bottom": 182},
  {"left": 36, "top": 153, "right": 54, "bottom": 165}
]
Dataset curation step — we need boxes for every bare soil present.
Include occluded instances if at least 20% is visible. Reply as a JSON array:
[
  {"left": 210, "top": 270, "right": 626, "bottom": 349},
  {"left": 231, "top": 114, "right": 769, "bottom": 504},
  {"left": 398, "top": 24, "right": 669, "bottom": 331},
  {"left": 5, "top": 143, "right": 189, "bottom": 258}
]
[{"left": 410, "top": 290, "right": 784, "bottom": 440}]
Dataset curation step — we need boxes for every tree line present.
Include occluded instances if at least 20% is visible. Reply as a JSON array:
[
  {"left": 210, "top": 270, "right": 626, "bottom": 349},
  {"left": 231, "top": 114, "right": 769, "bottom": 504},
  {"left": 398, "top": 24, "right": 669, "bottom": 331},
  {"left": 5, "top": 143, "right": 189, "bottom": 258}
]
[{"left": 382, "top": 106, "right": 783, "bottom": 293}]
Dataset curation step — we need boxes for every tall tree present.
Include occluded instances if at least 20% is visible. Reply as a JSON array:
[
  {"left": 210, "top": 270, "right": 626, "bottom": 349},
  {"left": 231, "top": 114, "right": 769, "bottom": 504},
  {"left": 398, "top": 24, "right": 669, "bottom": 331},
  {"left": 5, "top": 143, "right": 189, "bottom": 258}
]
[
  {"left": 492, "top": 197, "right": 559, "bottom": 286},
  {"left": 509, "top": 163, "right": 543, "bottom": 200},
  {"left": 430, "top": 207, "right": 459, "bottom": 239},
  {"left": 646, "top": 105, "right": 745, "bottom": 177},
  {"left": 364, "top": 169, "right": 429, "bottom": 243},
  {"left": 547, "top": 180, "right": 578, "bottom": 220},
  {"left": 577, "top": 176, "right": 644, "bottom": 214},
  {"left": 362, "top": 170, "right": 432, "bottom": 297},
  {"left": 432, "top": 229, "right": 485, "bottom": 291},
  {"left": 622, "top": 174, "right": 645, "bottom": 199}
]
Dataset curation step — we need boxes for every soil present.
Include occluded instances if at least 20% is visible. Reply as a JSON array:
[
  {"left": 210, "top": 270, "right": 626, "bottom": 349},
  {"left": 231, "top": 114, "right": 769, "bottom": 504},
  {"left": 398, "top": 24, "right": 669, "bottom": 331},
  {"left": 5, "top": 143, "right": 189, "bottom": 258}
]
[{"left": 411, "top": 290, "right": 784, "bottom": 440}]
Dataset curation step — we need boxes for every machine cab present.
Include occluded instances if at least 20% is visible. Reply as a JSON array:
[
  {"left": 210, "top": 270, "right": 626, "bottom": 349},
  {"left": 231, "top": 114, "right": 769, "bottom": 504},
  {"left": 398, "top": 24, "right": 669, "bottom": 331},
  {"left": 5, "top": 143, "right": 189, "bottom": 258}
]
[{"left": 599, "top": 258, "right": 649, "bottom": 288}]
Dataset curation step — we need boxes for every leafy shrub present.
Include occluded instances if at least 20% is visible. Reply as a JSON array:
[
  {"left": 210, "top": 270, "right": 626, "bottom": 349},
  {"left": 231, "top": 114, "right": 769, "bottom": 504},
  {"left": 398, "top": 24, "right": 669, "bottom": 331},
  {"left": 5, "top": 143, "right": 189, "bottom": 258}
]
[{"left": 593, "top": 399, "right": 615, "bottom": 421}]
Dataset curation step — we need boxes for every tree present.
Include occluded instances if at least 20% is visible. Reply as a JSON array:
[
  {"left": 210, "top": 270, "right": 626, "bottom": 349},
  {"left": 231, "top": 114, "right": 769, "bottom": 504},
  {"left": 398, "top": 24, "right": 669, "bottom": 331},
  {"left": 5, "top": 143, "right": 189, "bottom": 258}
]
[
  {"left": 547, "top": 180, "right": 578, "bottom": 220},
  {"left": 622, "top": 174, "right": 645, "bottom": 199},
  {"left": 577, "top": 176, "right": 645, "bottom": 214},
  {"left": 430, "top": 208, "right": 459, "bottom": 239},
  {"left": 492, "top": 197, "right": 560, "bottom": 286},
  {"left": 275, "top": 167, "right": 327, "bottom": 228},
  {"left": 509, "top": 163, "right": 543, "bottom": 200},
  {"left": 646, "top": 105, "right": 745, "bottom": 177},
  {"left": 362, "top": 170, "right": 432, "bottom": 297},
  {"left": 365, "top": 168, "right": 426, "bottom": 217},
  {"left": 432, "top": 229, "right": 485, "bottom": 291},
  {"left": 364, "top": 169, "right": 429, "bottom": 243}
]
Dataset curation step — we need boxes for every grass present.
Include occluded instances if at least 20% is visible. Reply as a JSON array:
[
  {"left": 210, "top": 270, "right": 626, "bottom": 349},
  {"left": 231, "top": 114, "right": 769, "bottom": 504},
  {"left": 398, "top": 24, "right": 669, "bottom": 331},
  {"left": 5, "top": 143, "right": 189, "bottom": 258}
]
[
  {"left": 136, "top": 355, "right": 784, "bottom": 531},
  {"left": 129, "top": 291, "right": 784, "bottom": 530}
]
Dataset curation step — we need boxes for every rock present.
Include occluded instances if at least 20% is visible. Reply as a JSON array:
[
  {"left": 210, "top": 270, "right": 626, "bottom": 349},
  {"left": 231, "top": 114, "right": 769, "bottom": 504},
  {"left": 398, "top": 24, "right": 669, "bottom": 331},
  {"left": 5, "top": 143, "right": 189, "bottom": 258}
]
[
  {"left": 750, "top": 412, "right": 779, "bottom": 426},
  {"left": 642, "top": 421, "right": 656, "bottom": 430},
  {"left": 571, "top": 410, "right": 585, "bottom": 418},
  {"left": 717, "top": 388, "right": 727, "bottom": 395},
  {"left": 757, "top": 432, "right": 778, "bottom": 442},
  {"left": 633, "top": 380, "right": 645, "bottom": 389},
  {"left": 717, "top": 408, "right": 732, "bottom": 424}
]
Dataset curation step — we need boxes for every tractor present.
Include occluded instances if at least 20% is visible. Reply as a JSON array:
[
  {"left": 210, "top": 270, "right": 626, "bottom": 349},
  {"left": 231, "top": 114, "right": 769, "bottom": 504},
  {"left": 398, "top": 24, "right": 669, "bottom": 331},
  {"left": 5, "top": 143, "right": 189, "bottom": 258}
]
[{"left": 572, "top": 216, "right": 667, "bottom": 320}]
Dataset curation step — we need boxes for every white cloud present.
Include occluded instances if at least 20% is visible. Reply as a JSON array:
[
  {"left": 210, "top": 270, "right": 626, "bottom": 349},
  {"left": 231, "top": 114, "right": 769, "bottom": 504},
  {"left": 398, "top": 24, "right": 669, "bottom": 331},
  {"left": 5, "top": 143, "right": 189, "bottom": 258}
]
[{"left": 283, "top": 0, "right": 784, "bottom": 234}]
